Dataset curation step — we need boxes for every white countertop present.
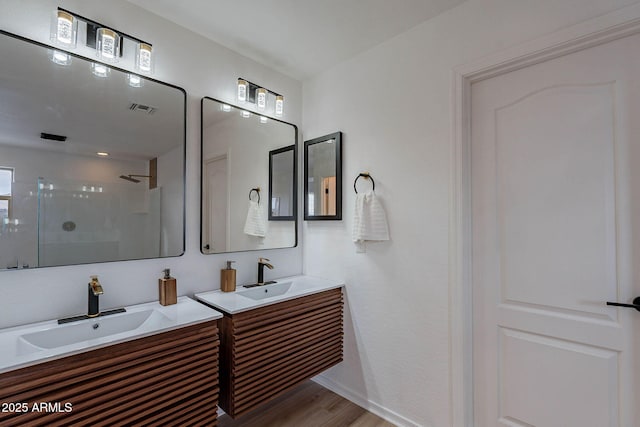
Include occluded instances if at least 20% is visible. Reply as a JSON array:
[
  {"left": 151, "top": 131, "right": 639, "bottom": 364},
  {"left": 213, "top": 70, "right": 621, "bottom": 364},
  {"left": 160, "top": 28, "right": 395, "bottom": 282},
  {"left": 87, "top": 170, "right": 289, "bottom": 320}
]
[
  {"left": 0, "top": 296, "right": 222, "bottom": 374},
  {"left": 195, "top": 275, "right": 344, "bottom": 314}
]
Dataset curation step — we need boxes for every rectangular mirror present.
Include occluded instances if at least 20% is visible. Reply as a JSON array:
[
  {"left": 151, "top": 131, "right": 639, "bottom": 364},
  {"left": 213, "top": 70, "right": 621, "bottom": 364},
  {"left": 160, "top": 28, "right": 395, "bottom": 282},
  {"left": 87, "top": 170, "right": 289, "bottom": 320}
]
[
  {"left": 201, "top": 97, "right": 297, "bottom": 254},
  {"left": 304, "top": 132, "right": 342, "bottom": 220},
  {"left": 0, "top": 30, "right": 186, "bottom": 270},
  {"left": 269, "top": 145, "right": 296, "bottom": 221}
]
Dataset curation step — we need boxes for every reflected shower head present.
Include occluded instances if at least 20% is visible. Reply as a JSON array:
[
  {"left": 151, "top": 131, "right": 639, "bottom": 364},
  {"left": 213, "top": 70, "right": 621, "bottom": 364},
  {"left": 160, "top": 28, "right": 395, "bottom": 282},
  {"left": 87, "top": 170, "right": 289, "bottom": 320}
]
[
  {"left": 119, "top": 175, "right": 141, "bottom": 183},
  {"left": 119, "top": 174, "right": 152, "bottom": 183}
]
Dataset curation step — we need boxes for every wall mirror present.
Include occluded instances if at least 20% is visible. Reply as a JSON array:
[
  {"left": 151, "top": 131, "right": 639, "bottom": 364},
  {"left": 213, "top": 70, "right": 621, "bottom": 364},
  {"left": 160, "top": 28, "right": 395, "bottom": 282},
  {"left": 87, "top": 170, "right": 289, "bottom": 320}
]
[
  {"left": 304, "top": 132, "right": 342, "bottom": 220},
  {"left": 269, "top": 145, "right": 296, "bottom": 221},
  {"left": 0, "top": 30, "right": 186, "bottom": 270},
  {"left": 201, "top": 97, "right": 297, "bottom": 254}
]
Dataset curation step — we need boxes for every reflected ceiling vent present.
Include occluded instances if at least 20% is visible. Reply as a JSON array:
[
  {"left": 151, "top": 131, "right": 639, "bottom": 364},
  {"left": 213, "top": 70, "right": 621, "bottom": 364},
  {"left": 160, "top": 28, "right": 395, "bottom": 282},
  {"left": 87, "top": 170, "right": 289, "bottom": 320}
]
[
  {"left": 40, "top": 132, "right": 67, "bottom": 142},
  {"left": 129, "top": 103, "right": 156, "bottom": 115}
]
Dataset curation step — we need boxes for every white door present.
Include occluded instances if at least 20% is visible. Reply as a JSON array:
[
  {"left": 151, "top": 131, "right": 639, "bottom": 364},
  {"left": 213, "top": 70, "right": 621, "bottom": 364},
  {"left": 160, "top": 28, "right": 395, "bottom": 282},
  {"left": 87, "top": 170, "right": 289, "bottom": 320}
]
[
  {"left": 203, "top": 155, "right": 228, "bottom": 253},
  {"left": 472, "top": 32, "right": 640, "bottom": 426}
]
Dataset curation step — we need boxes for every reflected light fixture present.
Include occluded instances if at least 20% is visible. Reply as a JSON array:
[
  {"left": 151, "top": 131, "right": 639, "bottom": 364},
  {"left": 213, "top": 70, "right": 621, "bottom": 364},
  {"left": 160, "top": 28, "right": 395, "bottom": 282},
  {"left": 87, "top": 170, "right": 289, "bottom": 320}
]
[
  {"left": 260, "top": 116, "right": 268, "bottom": 124},
  {"left": 241, "top": 111, "right": 251, "bottom": 118},
  {"left": 221, "top": 104, "right": 232, "bottom": 112},
  {"left": 50, "top": 50, "right": 71, "bottom": 66},
  {"left": 51, "top": 9, "right": 77, "bottom": 47},
  {"left": 91, "top": 62, "right": 110, "bottom": 78},
  {"left": 235, "top": 78, "right": 284, "bottom": 117},
  {"left": 96, "top": 152, "right": 110, "bottom": 157},
  {"left": 127, "top": 74, "right": 142, "bottom": 87}
]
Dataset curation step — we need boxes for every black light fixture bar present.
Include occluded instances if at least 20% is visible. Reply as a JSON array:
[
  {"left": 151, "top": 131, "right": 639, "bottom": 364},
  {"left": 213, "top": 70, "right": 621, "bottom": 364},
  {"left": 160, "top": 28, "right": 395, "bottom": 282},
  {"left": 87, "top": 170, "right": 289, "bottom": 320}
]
[
  {"left": 57, "top": 7, "right": 152, "bottom": 58},
  {"left": 239, "top": 77, "right": 282, "bottom": 103}
]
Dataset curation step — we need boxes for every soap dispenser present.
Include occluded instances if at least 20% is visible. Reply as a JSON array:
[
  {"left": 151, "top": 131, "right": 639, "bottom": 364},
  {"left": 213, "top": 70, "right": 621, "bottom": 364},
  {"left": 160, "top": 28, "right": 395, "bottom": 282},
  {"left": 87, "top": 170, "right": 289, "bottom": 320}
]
[
  {"left": 220, "top": 261, "right": 236, "bottom": 292},
  {"left": 159, "top": 268, "right": 177, "bottom": 306}
]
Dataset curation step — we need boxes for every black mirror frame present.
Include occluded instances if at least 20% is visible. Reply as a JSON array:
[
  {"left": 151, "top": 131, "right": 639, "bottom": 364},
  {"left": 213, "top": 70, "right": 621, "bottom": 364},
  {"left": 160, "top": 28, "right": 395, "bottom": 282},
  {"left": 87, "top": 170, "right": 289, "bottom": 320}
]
[
  {"left": 303, "top": 131, "right": 342, "bottom": 221},
  {"left": 268, "top": 144, "right": 297, "bottom": 221}
]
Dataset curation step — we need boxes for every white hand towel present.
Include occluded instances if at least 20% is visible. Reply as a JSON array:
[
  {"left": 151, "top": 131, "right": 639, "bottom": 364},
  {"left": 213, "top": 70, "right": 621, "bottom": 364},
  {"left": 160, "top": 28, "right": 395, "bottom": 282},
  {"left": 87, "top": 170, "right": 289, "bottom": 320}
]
[
  {"left": 352, "top": 190, "right": 389, "bottom": 242},
  {"left": 244, "top": 199, "right": 267, "bottom": 237}
]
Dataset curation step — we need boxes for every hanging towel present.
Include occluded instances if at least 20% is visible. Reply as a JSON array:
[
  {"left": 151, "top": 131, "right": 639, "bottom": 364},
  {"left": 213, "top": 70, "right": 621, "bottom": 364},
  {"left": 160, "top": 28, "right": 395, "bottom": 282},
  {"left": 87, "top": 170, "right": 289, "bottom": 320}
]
[
  {"left": 352, "top": 190, "right": 389, "bottom": 242},
  {"left": 244, "top": 199, "right": 267, "bottom": 237}
]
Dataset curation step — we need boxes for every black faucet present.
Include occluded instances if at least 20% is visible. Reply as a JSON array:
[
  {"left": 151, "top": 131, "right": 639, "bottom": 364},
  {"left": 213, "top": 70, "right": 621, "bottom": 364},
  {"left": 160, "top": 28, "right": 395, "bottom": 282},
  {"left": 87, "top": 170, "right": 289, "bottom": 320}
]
[
  {"left": 88, "top": 275, "right": 104, "bottom": 317},
  {"left": 257, "top": 258, "right": 274, "bottom": 285}
]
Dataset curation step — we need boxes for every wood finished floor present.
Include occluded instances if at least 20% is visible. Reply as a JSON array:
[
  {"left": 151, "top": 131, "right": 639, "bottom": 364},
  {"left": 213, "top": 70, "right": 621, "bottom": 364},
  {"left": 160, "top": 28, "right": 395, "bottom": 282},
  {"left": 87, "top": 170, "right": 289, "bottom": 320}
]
[{"left": 218, "top": 380, "right": 396, "bottom": 427}]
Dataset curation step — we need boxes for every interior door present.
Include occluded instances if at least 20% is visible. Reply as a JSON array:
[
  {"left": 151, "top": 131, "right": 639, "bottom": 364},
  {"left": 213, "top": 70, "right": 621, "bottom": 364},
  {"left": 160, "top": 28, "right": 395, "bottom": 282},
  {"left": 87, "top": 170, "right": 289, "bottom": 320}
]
[
  {"left": 203, "top": 155, "right": 228, "bottom": 253},
  {"left": 321, "top": 176, "right": 336, "bottom": 216},
  {"left": 471, "top": 32, "right": 640, "bottom": 426}
]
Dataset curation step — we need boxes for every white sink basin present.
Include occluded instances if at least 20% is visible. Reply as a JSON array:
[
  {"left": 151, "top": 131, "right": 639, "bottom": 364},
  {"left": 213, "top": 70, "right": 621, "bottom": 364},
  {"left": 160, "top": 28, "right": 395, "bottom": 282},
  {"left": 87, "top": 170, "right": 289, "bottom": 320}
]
[
  {"left": 196, "top": 275, "right": 344, "bottom": 314},
  {"left": 238, "top": 281, "right": 292, "bottom": 300},
  {"left": 0, "top": 296, "right": 223, "bottom": 374},
  {"left": 19, "top": 309, "right": 171, "bottom": 350}
]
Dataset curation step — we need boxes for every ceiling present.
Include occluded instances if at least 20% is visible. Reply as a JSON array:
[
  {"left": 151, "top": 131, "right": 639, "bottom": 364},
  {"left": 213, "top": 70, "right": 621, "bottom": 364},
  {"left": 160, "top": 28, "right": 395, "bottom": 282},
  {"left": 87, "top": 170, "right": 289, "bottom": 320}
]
[{"left": 126, "top": 0, "right": 466, "bottom": 80}]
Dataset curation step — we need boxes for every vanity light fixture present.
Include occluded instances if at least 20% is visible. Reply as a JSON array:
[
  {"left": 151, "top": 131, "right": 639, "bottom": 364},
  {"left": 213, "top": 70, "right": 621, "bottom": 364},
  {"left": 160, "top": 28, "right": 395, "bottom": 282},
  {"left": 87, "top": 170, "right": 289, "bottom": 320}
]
[
  {"left": 50, "top": 8, "right": 154, "bottom": 72},
  {"left": 96, "top": 152, "right": 110, "bottom": 157},
  {"left": 236, "top": 78, "right": 284, "bottom": 117}
]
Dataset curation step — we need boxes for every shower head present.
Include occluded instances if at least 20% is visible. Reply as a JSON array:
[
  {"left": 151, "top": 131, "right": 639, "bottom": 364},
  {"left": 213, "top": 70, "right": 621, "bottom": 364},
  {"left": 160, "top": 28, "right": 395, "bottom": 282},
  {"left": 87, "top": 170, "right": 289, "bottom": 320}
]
[{"left": 119, "top": 175, "right": 141, "bottom": 183}]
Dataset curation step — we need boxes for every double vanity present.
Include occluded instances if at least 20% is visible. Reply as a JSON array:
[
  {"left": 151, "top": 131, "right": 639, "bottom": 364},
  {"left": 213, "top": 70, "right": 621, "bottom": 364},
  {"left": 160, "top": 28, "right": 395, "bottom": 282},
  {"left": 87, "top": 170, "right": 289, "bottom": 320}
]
[{"left": 0, "top": 276, "right": 343, "bottom": 425}]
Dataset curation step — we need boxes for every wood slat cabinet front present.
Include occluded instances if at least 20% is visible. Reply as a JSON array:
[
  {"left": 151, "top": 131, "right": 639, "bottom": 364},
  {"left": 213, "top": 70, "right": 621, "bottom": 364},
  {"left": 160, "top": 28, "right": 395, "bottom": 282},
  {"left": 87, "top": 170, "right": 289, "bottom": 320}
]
[
  {"left": 219, "top": 288, "right": 344, "bottom": 418},
  {"left": 0, "top": 320, "right": 220, "bottom": 427}
]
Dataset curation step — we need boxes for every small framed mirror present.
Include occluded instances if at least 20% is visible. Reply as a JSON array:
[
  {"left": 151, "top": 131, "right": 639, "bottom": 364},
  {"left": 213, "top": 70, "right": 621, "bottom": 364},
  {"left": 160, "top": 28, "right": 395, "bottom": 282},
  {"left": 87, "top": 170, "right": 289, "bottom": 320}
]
[
  {"left": 269, "top": 145, "right": 297, "bottom": 221},
  {"left": 304, "top": 132, "right": 342, "bottom": 220}
]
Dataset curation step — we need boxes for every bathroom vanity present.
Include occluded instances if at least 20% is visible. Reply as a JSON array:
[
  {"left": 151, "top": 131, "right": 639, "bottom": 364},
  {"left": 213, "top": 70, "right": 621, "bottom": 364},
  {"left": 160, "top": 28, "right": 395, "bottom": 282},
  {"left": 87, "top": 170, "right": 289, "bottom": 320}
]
[
  {"left": 196, "top": 275, "right": 344, "bottom": 418},
  {"left": 0, "top": 297, "right": 222, "bottom": 426}
]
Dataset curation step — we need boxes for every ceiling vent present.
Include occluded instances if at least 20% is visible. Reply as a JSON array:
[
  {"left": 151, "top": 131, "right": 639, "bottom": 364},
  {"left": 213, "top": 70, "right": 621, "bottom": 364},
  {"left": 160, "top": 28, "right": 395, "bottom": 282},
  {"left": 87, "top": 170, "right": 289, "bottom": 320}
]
[
  {"left": 129, "top": 103, "right": 156, "bottom": 115},
  {"left": 40, "top": 132, "right": 67, "bottom": 142}
]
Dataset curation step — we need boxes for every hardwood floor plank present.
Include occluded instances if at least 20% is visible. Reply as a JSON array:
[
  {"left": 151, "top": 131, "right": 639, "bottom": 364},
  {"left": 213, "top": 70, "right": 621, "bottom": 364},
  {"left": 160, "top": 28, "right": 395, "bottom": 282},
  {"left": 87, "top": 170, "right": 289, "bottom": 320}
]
[{"left": 218, "top": 381, "right": 395, "bottom": 427}]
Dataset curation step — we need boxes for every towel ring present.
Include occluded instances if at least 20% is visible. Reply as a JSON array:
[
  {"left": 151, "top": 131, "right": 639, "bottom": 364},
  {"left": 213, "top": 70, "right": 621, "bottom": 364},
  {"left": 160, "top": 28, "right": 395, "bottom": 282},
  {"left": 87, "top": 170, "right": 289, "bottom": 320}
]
[
  {"left": 354, "top": 173, "right": 375, "bottom": 194},
  {"left": 249, "top": 187, "right": 260, "bottom": 203}
]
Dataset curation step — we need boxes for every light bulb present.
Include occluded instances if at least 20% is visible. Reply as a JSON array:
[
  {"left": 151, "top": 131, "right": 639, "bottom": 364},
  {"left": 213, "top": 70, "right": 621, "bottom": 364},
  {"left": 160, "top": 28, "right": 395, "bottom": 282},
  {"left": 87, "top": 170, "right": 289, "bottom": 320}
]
[
  {"left": 275, "top": 95, "right": 284, "bottom": 117},
  {"left": 96, "top": 28, "right": 120, "bottom": 62},
  {"left": 256, "top": 88, "right": 267, "bottom": 111},
  {"left": 51, "top": 10, "right": 77, "bottom": 47},
  {"left": 136, "top": 43, "right": 153, "bottom": 74},
  {"left": 237, "top": 79, "right": 248, "bottom": 103}
]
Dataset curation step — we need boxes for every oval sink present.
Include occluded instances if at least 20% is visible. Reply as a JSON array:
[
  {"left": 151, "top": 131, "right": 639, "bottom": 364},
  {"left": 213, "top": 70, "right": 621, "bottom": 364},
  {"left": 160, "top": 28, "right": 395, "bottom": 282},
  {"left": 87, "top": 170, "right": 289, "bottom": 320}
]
[
  {"left": 19, "top": 309, "right": 172, "bottom": 350},
  {"left": 238, "top": 281, "right": 292, "bottom": 300}
]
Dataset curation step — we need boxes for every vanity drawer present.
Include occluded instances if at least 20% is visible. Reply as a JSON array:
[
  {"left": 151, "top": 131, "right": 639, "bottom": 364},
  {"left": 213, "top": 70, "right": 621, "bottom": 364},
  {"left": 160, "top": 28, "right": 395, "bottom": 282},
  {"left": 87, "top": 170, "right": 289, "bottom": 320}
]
[
  {"left": 219, "top": 288, "right": 343, "bottom": 418},
  {"left": 0, "top": 320, "right": 219, "bottom": 427}
]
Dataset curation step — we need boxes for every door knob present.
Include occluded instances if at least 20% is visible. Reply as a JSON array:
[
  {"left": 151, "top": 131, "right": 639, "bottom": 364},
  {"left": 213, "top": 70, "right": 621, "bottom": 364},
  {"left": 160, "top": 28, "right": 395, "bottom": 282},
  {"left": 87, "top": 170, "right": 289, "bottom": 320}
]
[{"left": 606, "top": 296, "right": 640, "bottom": 312}]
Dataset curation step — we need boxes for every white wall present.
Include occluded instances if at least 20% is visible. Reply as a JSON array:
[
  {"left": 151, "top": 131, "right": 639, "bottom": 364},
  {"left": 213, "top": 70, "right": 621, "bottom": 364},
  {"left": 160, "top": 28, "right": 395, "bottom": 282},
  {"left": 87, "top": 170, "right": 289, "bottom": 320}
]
[
  {"left": 0, "top": 0, "right": 302, "bottom": 329},
  {"left": 301, "top": 0, "right": 640, "bottom": 426}
]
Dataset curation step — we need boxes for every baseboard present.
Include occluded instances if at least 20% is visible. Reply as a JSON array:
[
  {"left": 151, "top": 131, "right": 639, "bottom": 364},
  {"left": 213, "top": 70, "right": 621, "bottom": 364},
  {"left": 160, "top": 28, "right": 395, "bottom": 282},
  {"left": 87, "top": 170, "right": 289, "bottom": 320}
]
[{"left": 312, "top": 374, "right": 427, "bottom": 427}]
